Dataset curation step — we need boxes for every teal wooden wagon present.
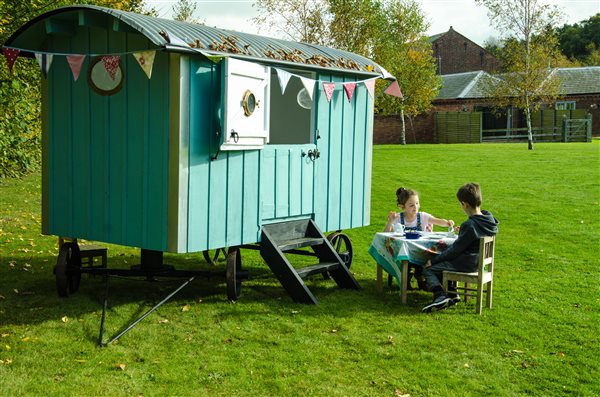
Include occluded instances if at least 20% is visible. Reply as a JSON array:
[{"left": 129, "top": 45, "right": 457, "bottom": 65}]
[{"left": 5, "top": 5, "right": 390, "bottom": 306}]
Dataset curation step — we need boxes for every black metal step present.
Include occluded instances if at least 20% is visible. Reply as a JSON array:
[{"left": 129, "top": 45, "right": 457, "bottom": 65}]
[
  {"left": 277, "top": 237, "right": 324, "bottom": 251},
  {"left": 296, "top": 262, "right": 339, "bottom": 279}
]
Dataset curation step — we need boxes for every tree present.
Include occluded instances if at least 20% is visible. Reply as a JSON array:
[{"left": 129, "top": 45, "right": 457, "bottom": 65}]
[
  {"left": 253, "top": 0, "right": 439, "bottom": 145},
  {"left": 368, "top": 0, "right": 439, "bottom": 145},
  {"left": 172, "top": 0, "right": 199, "bottom": 23},
  {"left": 252, "top": 0, "right": 331, "bottom": 45},
  {"left": 557, "top": 13, "right": 600, "bottom": 62},
  {"left": 476, "top": 0, "right": 564, "bottom": 150}
]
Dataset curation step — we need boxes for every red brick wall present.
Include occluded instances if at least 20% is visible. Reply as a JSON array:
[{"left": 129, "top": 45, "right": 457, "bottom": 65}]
[
  {"left": 373, "top": 113, "right": 436, "bottom": 144},
  {"left": 431, "top": 27, "right": 500, "bottom": 75}
]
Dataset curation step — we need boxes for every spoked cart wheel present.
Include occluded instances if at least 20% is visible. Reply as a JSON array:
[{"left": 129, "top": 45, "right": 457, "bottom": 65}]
[
  {"left": 54, "top": 242, "right": 82, "bottom": 297},
  {"left": 327, "top": 232, "right": 353, "bottom": 269},
  {"left": 225, "top": 247, "right": 242, "bottom": 300},
  {"left": 202, "top": 248, "right": 227, "bottom": 266}
]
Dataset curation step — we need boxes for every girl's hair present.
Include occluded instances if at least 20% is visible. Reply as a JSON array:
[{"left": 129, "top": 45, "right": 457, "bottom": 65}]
[
  {"left": 456, "top": 182, "right": 482, "bottom": 208},
  {"left": 396, "top": 187, "right": 418, "bottom": 206}
]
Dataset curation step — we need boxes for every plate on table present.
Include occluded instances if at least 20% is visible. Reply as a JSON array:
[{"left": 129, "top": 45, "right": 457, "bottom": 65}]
[{"left": 424, "top": 232, "right": 454, "bottom": 239}]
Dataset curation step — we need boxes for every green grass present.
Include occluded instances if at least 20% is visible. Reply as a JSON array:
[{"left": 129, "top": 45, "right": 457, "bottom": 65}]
[{"left": 1, "top": 142, "right": 599, "bottom": 396}]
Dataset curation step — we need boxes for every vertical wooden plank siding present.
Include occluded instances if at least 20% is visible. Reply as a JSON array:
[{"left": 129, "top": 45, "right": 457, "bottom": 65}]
[
  {"left": 45, "top": 27, "right": 169, "bottom": 251},
  {"left": 351, "top": 84, "right": 368, "bottom": 228},
  {"left": 275, "top": 149, "right": 290, "bottom": 218},
  {"left": 242, "top": 150, "right": 261, "bottom": 243},
  {"left": 288, "top": 147, "right": 302, "bottom": 216},
  {"left": 49, "top": 37, "right": 74, "bottom": 238},
  {"left": 313, "top": 73, "right": 372, "bottom": 233},
  {"left": 261, "top": 150, "right": 276, "bottom": 219},
  {"left": 339, "top": 76, "right": 356, "bottom": 230},
  {"left": 313, "top": 74, "right": 332, "bottom": 229},
  {"left": 185, "top": 56, "right": 264, "bottom": 251},
  {"left": 70, "top": 30, "right": 92, "bottom": 240}
]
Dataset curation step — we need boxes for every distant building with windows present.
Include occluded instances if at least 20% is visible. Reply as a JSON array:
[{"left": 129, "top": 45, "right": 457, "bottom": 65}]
[
  {"left": 374, "top": 67, "right": 600, "bottom": 143},
  {"left": 429, "top": 26, "right": 501, "bottom": 75}
]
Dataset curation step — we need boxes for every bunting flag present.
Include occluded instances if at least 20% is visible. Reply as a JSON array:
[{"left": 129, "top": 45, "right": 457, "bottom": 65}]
[
  {"left": 2, "top": 47, "right": 20, "bottom": 72},
  {"left": 132, "top": 51, "right": 155, "bottom": 79},
  {"left": 364, "top": 79, "right": 375, "bottom": 99},
  {"left": 383, "top": 79, "right": 403, "bottom": 98},
  {"left": 276, "top": 68, "right": 292, "bottom": 95},
  {"left": 35, "top": 53, "right": 53, "bottom": 77},
  {"left": 322, "top": 82, "right": 336, "bottom": 103},
  {"left": 101, "top": 55, "right": 121, "bottom": 80},
  {"left": 66, "top": 54, "right": 86, "bottom": 81},
  {"left": 299, "top": 76, "right": 316, "bottom": 100},
  {"left": 343, "top": 82, "right": 356, "bottom": 102}
]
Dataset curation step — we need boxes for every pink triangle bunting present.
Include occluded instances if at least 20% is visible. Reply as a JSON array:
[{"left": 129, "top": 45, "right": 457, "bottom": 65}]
[
  {"left": 66, "top": 55, "right": 86, "bottom": 81},
  {"left": 364, "top": 79, "right": 375, "bottom": 99},
  {"left": 3, "top": 47, "right": 20, "bottom": 72},
  {"left": 101, "top": 55, "right": 121, "bottom": 80},
  {"left": 322, "top": 82, "right": 336, "bottom": 103},
  {"left": 343, "top": 82, "right": 356, "bottom": 102},
  {"left": 383, "top": 80, "right": 403, "bottom": 98}
]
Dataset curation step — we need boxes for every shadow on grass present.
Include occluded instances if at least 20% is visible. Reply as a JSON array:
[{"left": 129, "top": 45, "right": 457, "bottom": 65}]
[{"left": 0, "top": 251, "right": 430, "bottom": 340}]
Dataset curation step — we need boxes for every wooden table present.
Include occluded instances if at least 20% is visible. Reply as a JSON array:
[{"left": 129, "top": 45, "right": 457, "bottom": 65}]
[{"left": 368, "top": 232, "right": 456, "bottom": 304}]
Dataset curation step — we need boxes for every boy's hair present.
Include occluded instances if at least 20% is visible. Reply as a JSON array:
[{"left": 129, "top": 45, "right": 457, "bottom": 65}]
[
  {"left": 456, "top": 183, "right": 482, "bottom": 208},
  {"left": 396, "top": 187, "right": 418, "bottom": 206}
]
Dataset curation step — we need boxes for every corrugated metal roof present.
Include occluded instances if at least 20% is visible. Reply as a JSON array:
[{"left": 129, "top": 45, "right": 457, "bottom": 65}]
[{"left": 4, "top": 4, "right": 383, "bottom": 77}]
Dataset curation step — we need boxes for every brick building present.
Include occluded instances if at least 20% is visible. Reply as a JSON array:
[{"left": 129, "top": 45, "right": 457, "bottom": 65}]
[
  {"left": 373, "top": 67, "right": 600, "bottom": 144},
  {"left": 430, "top": 26, "right": 501, "bottom": 75}
]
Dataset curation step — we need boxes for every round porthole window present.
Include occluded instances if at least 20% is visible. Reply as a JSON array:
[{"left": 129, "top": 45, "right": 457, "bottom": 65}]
[
  {"left": 87, "top": 56, "right": 124, "bottom": 96},
  {"left": 242, "top": 90, "right": 258, "bottom": 116}
]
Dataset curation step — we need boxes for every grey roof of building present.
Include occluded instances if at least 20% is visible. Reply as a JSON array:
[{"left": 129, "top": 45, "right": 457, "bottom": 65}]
[
  {"left": 437, "top": 71, "right": 487, "bottom": 99},
  {"left": 554, "top": 67, "right": 600, "bottom": 95},
  {"left": 4, "top": 5, "right": 383, "bottom": 77},
  {"left": 436, "top": 67, "right": 600, "bottom": 100}
]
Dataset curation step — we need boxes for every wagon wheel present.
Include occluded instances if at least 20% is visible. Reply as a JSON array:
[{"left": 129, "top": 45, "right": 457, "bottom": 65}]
[
  {"left": 226, "top": 247, "right": 242, "bottom": 301},
  {"left": 327, "top": 232, "right": 353, "bottom": 269},
  {"left": 202, "top": 248, "right": 226, "bottom": 266},
  {"left": 54, "top": 242, "right": 82, "bottom": 297}
]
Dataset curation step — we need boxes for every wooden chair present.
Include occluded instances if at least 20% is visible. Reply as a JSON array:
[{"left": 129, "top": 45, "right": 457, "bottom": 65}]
[{"left": 442, "top": 236, "right": 495, "bottom": 314}]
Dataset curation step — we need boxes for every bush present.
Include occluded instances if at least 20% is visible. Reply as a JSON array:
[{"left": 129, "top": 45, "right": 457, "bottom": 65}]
[{"left": 0, "top": 57, "right": 41, "bottom": 178}]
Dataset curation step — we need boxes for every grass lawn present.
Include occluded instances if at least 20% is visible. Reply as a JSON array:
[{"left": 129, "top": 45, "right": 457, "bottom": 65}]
[{"left": 1, "top": 142, "right": 599, "bottom": 396}]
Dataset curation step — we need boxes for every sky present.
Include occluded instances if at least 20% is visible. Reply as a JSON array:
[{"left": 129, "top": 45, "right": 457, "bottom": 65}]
[{"left": 146, "top": 0, "right": 600, "bottom": 46}]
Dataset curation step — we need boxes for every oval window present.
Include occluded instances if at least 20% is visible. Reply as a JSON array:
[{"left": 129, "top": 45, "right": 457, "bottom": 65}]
[{"left": 87, "top": 56, "right": 124, "bottom": 96}]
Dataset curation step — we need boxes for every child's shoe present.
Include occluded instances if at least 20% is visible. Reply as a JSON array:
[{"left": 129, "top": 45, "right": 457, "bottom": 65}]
[
  {"left": 447, "top": 293, "right": 461, "bottom": 306},
  {"left": 422, "top": 294, "right": 450, "bottom": 312}
]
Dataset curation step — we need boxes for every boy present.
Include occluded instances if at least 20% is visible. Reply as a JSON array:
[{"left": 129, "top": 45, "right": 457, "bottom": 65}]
[{"left": 422, "top": 183, "right": 499, "bottom": 312}]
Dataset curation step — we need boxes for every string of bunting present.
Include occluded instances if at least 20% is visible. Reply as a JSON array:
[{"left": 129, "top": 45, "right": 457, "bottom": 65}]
[{"left": 2, "top": 45, "right": 402, "bottom": 100}]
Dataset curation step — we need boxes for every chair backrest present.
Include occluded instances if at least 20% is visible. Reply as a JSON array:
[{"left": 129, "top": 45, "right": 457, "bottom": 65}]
[{"left": 478, "top": 235, "right": 495, "bottom": 274}]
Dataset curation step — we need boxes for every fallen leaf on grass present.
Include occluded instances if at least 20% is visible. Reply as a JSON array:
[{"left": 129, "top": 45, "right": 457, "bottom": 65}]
[
  {"left": 75, "top": 359, "right": 87, "bottom": 363},
  {"left": 13, "top": 289, "right": 18, "bottom": 294},
  {"left": 330, "top": 329, "right": 337, "bottom": 333},
  {"left": 4, "top": 344, "right": 11, "bottom": 351},
  {"left": 511, "top": 350, "right": 524, "bottom": 354},
  {"left": 464, "top": 363, "right": 470, "bottom": 368},
  {"left": 0, "top": 295, "right": 5, "bottom": 300},
  {"left": 158, "top": 319, "right": 169, "bottom": 324},
  {"left": 291, "top": 310, "right": 300, "bottom": 314},
  {"left": 116, "top": 363, "right": 126, "bottom": 370},
  {"left": 0, "top": 359, "right": 13, "bottom": 365},
  {"left": 61, "top": 316, "right": 69, "bottom": 323},
  {"left": 559, "top": 352, "right": 565, "bottom": 357},
  {"left": 1, "top": 334, "right": 9, "bottom": 338},
  {"left": 21, "top": 337, "right": 29, "bottom": 342},
  {"left": 386, "top": 335, "right": 394, "bottom": 344},
  {"left": 395, "top": 390, "right": 410, "bottom": 397},
  {"left": 182, "top": 304, "right": 190, "bottom": 312}
]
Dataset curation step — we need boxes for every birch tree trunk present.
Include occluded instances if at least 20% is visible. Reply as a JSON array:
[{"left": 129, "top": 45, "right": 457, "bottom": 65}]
[{"left": 400, "top": 107, "right": 406, "bottom": 145}]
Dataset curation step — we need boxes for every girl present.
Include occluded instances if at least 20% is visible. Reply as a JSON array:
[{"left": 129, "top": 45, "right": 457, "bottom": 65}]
[
  {"left": 384, "top": 187, "right": 454, "bottom": 233},
  {"left": 384, "top": 187, "right": 454, "bottom": 290}
]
